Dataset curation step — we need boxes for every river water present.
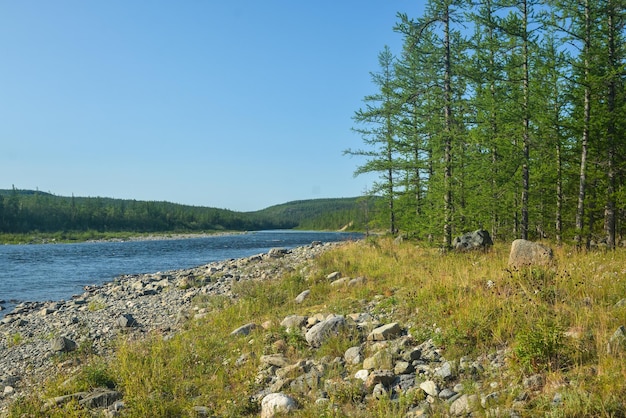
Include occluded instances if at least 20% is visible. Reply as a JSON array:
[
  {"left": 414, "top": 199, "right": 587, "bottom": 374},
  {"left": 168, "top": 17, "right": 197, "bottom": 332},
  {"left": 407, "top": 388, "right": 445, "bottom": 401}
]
[{"left": 0, "top": 230, "right": 361, "bottom": 315}]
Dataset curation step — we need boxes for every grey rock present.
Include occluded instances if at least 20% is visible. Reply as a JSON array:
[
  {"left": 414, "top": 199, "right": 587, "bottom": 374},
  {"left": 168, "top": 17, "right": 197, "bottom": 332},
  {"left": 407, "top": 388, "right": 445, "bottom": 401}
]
[
  {"left": 280, "top": 315, "right": 307, "bottom": 330},
  {"left": 608, "top": 325, "right": 626, "bottom": 353},
  {"left": 268, "top": 248, "right": 289, "bottom": 258},
  {"left": 392, "top": 374, "right": 417, "bottom": 393},
  {"left": 436, "top": 361, "right": 455, "bottom": 381},
  {"left": 348, "top": 277, "right": 366, "bottom": 286},
  {"left": 367, "top": 322, "right": 402, "bottom": 341},
  {"left": 394, "top": 360, "right": 414, "bottom": 375},
  {"left": 363, "top": 349, "right": 393, "bottom": 370},
  {"left": 364, "top": 370, "right": 395, "bottom": 392},
  {"left": 330, "top": 277, "right": 351, "bottom": 287},
  {"left": 115, "top": 313, "right": 137, "bottom": 328},
  {"left": 50, "top": 336, "right": 77, "bottom": 353},
  {"left": 294, "top": 290, "right": 310, "bottom": 304},
  {"left": 439, "top": 388, "right": 457, "bottom": 400},
  {"left": 450, "top": 394, "right": 478, "bottom": 416},
  {"left": 344, "top": 346, "right": 362, "bottom": 365},
  {"left": 453, "top": 229, "right": 493, "bottom": 252},
  {"left": 508, "top": 239, "right": 554, "bottom": 269},
  {"left": 230, "top": 322, "right": 257, "bottom": 336},
  {"left": 305, "top": 315, "right": 346, "bottom": 348},
  {"left": 78, "top": 388, "right": 123, "bottom": 409},
  {"left": 260, "top": 354, "right": 290, "bottom": 368},
  {"left": 372, "top": 383, "right": 388, "bottom": 399}
]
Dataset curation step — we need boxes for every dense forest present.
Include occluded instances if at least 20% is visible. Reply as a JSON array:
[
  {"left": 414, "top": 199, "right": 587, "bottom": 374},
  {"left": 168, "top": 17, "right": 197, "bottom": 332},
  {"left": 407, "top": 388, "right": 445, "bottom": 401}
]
[
  {"left": 0, "top": 188, "right": 373, "bottom": 235},
  {"left": 347, "top": 0, "right": 625, "bottom": 249}
]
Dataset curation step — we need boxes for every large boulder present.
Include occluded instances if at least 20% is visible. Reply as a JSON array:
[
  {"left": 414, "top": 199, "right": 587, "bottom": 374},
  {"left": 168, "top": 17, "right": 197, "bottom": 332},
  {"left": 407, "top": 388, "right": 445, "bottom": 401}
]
[
  {"left": 453, "top": 230, "right": 493, "bottom": 252},
  {"left": 305, "top": 315, "right": 346, "bottom": 348},
  {"left": 508, "top": 239, "right": 554, "bottom": 269}
]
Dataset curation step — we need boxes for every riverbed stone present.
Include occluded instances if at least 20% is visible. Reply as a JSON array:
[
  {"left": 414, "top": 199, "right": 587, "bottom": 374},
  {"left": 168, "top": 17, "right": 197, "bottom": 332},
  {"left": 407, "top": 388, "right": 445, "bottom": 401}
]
[
  {"left": 260, "top": 392, "right": 298, "bottom": 417},
  {"left": 305, "top": 315, "right": 346, "bottom": 348},
  {"left": 50, "top": 337, "right": 77, "bottom": 353}
]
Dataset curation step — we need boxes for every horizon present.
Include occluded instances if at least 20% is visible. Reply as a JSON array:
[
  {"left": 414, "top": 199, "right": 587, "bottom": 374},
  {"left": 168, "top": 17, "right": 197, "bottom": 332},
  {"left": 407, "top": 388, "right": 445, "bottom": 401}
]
[{"left": 0, "top": 1, "right": 425, "bottom": 212}]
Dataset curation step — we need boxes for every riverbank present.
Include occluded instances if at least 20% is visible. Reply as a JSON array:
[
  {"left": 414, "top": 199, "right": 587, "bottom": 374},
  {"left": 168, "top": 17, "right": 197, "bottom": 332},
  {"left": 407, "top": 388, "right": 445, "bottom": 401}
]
[
  {"left": 0, "top": 240, "right": 340, "bottom": 415},
  {"left": 0, "top": 230, "right": 242, "bottom": 245},
  {"left": 3, "top": 239, "right": 626, "bottom": 416}
]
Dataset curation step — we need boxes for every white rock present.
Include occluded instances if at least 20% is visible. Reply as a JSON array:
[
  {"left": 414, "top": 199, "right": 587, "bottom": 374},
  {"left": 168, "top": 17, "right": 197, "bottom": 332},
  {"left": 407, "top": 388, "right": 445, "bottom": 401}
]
[
  {"left": 260, "top": 393, "right": 298, "bottom": 418},
  {"left": 354, "top": 369, "right": 369, "bottom": 381},
  {"left": 419, "top": 380, "right": 439, "bottom": 397}
]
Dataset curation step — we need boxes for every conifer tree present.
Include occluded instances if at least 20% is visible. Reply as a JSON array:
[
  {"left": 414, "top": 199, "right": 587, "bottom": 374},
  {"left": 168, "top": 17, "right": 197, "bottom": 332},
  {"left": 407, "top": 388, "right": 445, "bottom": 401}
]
[{"left": 346, "top": 46, "right": 400, "bottom": 235}]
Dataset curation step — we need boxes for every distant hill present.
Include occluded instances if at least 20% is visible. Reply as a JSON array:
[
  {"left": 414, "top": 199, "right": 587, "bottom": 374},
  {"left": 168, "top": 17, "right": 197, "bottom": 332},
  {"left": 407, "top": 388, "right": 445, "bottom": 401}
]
[
  {"left": 254, "top": 197, "right": 377, "bottom": 230},
  {"left": 0, "top": 189, "right": 377, "bottom": 234}
]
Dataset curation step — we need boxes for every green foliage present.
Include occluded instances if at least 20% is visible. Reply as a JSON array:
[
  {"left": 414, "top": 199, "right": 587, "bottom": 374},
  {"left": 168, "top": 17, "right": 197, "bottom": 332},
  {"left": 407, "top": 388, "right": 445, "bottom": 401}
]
[
  {"left": 514, "top": 319, "right": 570, "bottom": 374},
  {"left": 348, "top": 1, "right": 626, "bottom": 244},
  {"left": 0, "top": 190, "right": 372, "bottom": 239}
]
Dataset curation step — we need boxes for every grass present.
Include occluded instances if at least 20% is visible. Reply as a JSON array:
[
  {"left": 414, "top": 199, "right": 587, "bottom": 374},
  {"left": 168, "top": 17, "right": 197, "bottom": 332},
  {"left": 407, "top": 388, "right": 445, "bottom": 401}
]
[{"left": 8, "top": 237, "right": 626, "bottom": 416}]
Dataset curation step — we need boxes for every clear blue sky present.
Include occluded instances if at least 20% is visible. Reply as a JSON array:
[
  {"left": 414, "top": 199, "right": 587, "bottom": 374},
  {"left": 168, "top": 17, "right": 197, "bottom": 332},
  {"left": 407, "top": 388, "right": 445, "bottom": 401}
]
[{"left": 0, "top": 1, "right": 424, "bottom": 211}]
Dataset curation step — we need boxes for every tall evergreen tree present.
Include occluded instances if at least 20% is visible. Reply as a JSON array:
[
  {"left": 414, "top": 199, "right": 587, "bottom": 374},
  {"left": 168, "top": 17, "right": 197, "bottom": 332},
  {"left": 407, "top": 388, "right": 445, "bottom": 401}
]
[{"left": 346, "top": 46, "right": 400, "bottom": 234}]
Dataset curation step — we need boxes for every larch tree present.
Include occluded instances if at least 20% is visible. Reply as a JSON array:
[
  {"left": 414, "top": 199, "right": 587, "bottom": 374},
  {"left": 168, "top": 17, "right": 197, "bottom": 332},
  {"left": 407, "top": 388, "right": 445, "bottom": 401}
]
[{"left": 346, "top": 46, "right": 400, "bottom": 235}]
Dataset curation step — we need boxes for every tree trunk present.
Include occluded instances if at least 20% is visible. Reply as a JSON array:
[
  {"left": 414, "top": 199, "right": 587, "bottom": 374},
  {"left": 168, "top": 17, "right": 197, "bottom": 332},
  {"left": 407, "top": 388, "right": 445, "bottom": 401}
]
[
  {"left": 443, "top": 4, "right": 453, "bottom": 249},
  {"left": 604, "top": 0, "right": 616, "bottom": 250},
  {"left": 575, "top": 0, "right": 591, "bottom": 248}
]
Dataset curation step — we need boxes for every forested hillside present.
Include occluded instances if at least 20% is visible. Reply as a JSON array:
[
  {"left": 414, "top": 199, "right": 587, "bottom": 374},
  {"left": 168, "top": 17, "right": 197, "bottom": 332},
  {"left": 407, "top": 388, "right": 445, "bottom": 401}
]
[
  {"left": 0, "top": 188, "right": 371, "bottom": 235},
  {"left": 347, "top": 1, "right": 625, "bottom": 248}
]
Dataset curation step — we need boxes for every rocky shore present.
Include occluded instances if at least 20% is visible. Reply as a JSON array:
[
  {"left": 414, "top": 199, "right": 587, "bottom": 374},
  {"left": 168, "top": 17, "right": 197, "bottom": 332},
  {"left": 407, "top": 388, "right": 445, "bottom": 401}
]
[{"left": 0, "top": 241, "right": 337, "bottom": 415}]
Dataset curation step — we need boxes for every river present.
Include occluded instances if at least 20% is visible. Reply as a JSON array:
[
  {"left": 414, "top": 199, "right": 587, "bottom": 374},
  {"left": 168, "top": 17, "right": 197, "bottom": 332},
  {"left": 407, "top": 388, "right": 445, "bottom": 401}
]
[{"left": 0, "top": 230, "right": 361, "bottom": 316}]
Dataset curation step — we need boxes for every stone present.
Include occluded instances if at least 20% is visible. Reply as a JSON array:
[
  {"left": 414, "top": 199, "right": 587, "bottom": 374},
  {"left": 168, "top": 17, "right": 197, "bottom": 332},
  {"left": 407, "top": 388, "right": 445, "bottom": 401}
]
[
  {"left": 294, "top": 290, "right": 310, "bottom": 304},
  {"left": 435, "top": 361, "right": 455, "bottom": 381},
  {"left": 363, "top": 350, "right": 394, "bottom": 370},
  {"left": 508, "top": 239, "right": 554, "bottom": 269},
  {"left": 50, "top": 336, "right": 77, "bottom": 353},
  {"left": 268, "top": 248, "right": 289, "bottom": 258},
  {"left": 330, "top": 277, "right": 351, "bottom": 287},
  {"left": 260, "top": 392, "right": 298, "bottom": 418},
  {"left": 326, "top": 271, "right": 341, "bottom": 281},
  {"left": 115, "top": 313, "right": 138, "bottom": 328},
  {"left": 453, "top": 229, "right": 493, "bottom": 251},
  {"left": 78, "top": 388, "right": 123, "bottom": 408},
  {"left": 367, "top": 322, "right": 402, "bottom": 341},
  {"left": 280, "top": 315, "right": 307, "bottom": 330},
  {"left": 364, "top": 370, "right": 395, "bottom": 392},
  {"left": 450, "top": 394, "right": 478, "bottom": 416},
  {"left": 403, "top": 347, "right": 422, "bottom": 362},
  {"left": 260, "top": 354, "right": 290, "bottom": 368},
  {"left": 394, "top": 360, "right": 414, "bottom": 375},
  {"left": 419, "top": 380, "right": 439, "bottom": 397},
  {"left": 348, "top": 277, "right": 366, "bottom": 286},
  {"left": 439, "top": 388, "right": 457, "bottom": 400},
  {"left": 305, "top": 315, "right": 346, "bottom": 348},
  {"left": 608, "top": 325, "right": 626, "bottom": 353},
  {"left": 372, "top": 383, "right": 388, "bottom": 399},
  {"left": 392, "top": 374, "right": 417, "bottom": 393},
  {"left": 354, "top": 369, "right": 369, "bottom": 381},
  {"left": 344, "top": 346, "right": 362, "bottom": 365},
  {"left": 230, "top": 323, "right": 257, "bottom": 336}
]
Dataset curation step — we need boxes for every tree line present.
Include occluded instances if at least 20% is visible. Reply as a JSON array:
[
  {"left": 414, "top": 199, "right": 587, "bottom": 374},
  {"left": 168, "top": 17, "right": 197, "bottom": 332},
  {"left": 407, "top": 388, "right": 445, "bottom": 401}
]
[
  {"left": 0, "top": 188, "right": 370, "bottom": 234},
  {"left": 346, "top": 0, "right": 625, "bottom": 249}
]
